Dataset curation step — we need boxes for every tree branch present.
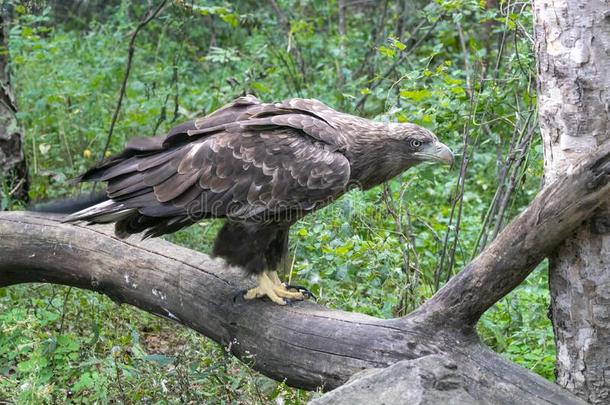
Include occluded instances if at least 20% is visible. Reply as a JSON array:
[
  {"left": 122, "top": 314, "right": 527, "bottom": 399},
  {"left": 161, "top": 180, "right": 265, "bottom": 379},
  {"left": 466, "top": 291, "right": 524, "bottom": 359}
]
[{"left": 414, "top": 141, "right": 610, "bottom": 328}]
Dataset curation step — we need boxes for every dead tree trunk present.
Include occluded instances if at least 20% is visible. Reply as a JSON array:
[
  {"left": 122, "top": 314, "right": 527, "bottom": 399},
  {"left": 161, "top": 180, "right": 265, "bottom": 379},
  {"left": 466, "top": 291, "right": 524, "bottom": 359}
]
[
  {"left": 1, "top": 143, "right": 608, "bottom": 403},
  {"left": 0, "top": 3, "right": 28, "bottom": 203},
  {"left": 534, "top": 1, "right": 610, "bottom": 402}
]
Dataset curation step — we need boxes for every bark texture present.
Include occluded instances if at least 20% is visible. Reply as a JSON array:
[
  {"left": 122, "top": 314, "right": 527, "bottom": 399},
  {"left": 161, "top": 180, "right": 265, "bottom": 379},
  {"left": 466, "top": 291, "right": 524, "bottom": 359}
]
[
  {"left": 310, "top": 355, "right": 479, "bottom": 405},
  {"left": 534, "top": 1, "right": 610, "bottom": 402},
  {"left": 1, "top": 144, "right": 608, "bottom": 403},
  {"left": 0, "top": 4, "right": 28, "bottom": 203}
]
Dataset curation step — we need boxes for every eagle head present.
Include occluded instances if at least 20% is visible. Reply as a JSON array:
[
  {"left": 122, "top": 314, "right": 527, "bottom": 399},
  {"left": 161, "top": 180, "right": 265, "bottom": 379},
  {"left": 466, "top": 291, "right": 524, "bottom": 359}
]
[{"left": 388, "top": 123, "right": 454, "bottom": 167}]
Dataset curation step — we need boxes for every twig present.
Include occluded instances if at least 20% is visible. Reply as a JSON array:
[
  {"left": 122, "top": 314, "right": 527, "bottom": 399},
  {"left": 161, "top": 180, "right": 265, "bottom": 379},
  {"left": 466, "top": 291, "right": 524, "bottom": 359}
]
[
  {"left": 58, "top": 286, "right": 72, "bottom": 334},
  {"left": 355, "top": 14, "right": 443, "bottom": 111},
  {"left": 58, "top": 121, "right": 74, "bottom": 169},
  {"left": 8, "top": 178, "right": 25, "bottom": 197},
  {"left": 152, "top": 92, "right": 170, "bottom": 135},
  {"left": 171, "top": 62, "right": 180, "bottom": 123},
  {"left": 113, "top": 352, "right": 128, "bottom": 404},
  {"left": 268, "top": 0, "right": 306, "bottom": 78},
  {"left": 271, "top": 47, "right": 302, "bottom": 96},
  {"left": 456, "top": 21, "right": 472, "bottom": 97},
  {"left": 353, "top": 0, "right": 389, "bottom": 79},
  {"left": 471, "top": 123, "right": 520, "bottom": 256},
  {"left": 434, "top": 65, "right": 481, "bottom": 289},
  {"left": 384, "top": 182, "right": 422, "bottom": 314},
  {"left": 338, "top": 0, "right": 346, "bottom": 38},
  {"left": 383, "top": 184, "right": 411, "bottom": 313},
  {"left": 490, "top": 116, "right": 537, "bottom": 239},
  {"left": 442, "top": 121, "right": 471, "bottom": 285},
  {"left": 396, "top": 0, "right": 408, "bottom": 40},
  {"left": 472, "top": 96, "right": 536, "bottom": 257},
  {"left": 99, "top": 0, "right": 168, "bottom": 161},
  {"left": 336, "top": 0, "right": 347, "bottom": 88}
]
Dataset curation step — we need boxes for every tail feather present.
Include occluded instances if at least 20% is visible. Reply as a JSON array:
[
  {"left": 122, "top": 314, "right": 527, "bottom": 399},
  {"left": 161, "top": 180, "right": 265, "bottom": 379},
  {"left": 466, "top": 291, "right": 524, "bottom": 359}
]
[
  {"left": 29, "top": 191, "right": 190, "bottom": 240},
  {"left": 62, "top": 199, "right": 136, "bottom": 224},
  {"left": 29, "top": 192, "right": 108, "bottom": 214},
  {"left": 29, "top": 192, "right": 136, "bottom": 227}
]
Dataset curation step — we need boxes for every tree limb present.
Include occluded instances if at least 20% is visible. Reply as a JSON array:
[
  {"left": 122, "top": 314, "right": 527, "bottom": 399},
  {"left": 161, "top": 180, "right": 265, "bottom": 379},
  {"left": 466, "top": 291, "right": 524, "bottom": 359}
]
[
  {"left": 414, "top": 141, "right": 610, "bottom": 328},
  {"left": 0, "top": 143, "right": 607, "bottom": 402}
]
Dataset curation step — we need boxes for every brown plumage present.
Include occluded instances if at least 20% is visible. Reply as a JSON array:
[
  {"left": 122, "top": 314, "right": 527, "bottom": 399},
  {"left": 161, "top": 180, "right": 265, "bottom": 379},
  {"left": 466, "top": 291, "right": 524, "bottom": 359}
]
[{"left": 65, "top": 96, "right": 453, "bottom": 304}]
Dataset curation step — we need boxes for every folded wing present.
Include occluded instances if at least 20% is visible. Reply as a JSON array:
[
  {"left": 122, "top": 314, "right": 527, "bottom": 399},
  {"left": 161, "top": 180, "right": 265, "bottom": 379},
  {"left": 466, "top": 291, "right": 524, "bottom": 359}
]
[{"left": 66, "top": 96, "right": 351, "bottom": 238}]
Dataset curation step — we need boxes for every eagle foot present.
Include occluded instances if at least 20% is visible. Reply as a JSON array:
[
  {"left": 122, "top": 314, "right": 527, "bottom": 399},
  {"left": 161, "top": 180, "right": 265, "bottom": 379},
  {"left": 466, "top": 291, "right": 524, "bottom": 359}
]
[
  {"left": 283, "top": 283, "right": 316, "bottom": 300},
  {"left": 242, "top": 271, "right": 307, "bottom": 305}
]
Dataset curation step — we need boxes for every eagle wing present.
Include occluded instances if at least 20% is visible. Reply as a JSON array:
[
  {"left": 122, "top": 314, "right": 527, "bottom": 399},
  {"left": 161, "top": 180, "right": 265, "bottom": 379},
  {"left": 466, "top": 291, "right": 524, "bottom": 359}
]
[{"left": 67, "top": 96, "right": 351, "bottom": 238}]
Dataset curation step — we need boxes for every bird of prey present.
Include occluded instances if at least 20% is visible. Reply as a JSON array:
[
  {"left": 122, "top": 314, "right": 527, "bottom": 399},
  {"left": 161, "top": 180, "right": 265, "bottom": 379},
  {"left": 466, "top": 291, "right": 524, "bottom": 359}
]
[{"left": 65, "top": 95, "right": 453, "bottom": 305}]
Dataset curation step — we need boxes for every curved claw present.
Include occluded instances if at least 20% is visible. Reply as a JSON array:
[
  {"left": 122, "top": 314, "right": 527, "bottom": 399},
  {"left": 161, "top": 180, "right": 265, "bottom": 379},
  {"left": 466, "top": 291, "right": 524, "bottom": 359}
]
[
  {"left": 283, "top": 283, "right": 317, "bottom": 300},
  {"left": 233, "top": 289, "right": 248, "bottom": 303}
]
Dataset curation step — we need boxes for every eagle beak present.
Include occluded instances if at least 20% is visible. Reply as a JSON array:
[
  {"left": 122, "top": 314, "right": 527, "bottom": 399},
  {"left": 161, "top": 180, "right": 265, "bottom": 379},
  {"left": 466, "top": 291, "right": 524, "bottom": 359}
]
[{"left": 414, "top": 141, "right": 454, "bottom": 166}]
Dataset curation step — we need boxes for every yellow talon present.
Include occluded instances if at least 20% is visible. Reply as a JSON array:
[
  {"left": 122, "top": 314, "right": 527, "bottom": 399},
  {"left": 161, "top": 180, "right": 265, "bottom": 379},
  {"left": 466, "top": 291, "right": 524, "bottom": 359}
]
[{"left": 243, "top": 271, "right": 305, "bottom": 305}]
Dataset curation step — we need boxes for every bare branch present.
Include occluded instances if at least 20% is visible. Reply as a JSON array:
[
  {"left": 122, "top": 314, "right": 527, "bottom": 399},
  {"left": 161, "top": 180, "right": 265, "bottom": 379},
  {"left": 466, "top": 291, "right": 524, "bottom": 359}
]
[
  {"left": 415, "top": 141, "right": 610, "bottom": 328},
  {"left": 267, "top": 0, "right": 306, "bottom": 78},
  {"left": 100, "top": 0, "right": 168, "bottom": 160}
]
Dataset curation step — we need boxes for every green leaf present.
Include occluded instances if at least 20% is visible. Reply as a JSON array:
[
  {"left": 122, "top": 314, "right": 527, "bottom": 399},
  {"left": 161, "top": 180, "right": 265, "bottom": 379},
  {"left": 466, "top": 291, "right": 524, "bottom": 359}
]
[
  {"left": 392, "top": 39, "right": 406, "bottom": 51},
  {"left": 221, "top": 13, "right": 239, "bottom": 28},
  {"left": 73, "top": 372, "right": 96, "bottom": 392},
  {"left": 378, "top": 45, "right": 395, "bottom": 57},
  {"left": 251, "top": 81, "right": 270, "bottom": 93},
  {"left": 399, "top": 89, "right": 433, "bottom": 101}
]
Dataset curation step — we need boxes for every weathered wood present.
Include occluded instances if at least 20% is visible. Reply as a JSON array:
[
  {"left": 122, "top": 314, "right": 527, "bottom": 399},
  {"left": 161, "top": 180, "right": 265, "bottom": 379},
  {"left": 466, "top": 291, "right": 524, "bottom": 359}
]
[
  {"left": 0, "top": 143, "right": 607, "bottom": 402},
  {"left": 311, "top": 353, "right": 564, "bottom": 405},
  {"left": 534, "top": 1, "right": 610, "bottom": 402}
]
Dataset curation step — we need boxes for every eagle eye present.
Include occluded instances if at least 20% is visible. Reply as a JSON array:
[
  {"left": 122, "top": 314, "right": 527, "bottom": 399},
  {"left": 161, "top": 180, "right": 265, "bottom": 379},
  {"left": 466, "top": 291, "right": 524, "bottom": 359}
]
[{"left": 410, "top": 139, "right": 422, "bottom": 148}]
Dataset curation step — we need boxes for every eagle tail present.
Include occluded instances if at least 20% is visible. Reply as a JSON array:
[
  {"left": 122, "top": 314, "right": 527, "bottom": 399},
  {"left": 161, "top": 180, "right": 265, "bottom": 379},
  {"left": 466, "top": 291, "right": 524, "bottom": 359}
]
[
  {"left": 30, "top": 191, "right": 193, "bottom": 240},
  {"left": 56, "top": 197, "right": 187, "bottom": 240},
  {"left": 62, "top": 199, "right": 136, "bottom": 224},
  {"left": 30, "top": 192, "right": 137, "bottom": 229},
  {"left": 29, "top": 192, "right": 108, "bottom": 215}
]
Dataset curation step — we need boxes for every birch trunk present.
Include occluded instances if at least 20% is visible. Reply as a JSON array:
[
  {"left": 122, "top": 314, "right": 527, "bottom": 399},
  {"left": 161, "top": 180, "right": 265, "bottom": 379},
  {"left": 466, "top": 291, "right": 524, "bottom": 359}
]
[{"left": 534, "top": 1, "right": 610, "bottom": 402}]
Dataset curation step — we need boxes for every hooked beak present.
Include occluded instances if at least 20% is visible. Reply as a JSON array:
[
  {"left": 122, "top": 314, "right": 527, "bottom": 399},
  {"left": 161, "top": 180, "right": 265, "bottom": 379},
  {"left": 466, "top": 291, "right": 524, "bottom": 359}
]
[{"left": 413, "top": 141, "right": 454, "bottom": 166}]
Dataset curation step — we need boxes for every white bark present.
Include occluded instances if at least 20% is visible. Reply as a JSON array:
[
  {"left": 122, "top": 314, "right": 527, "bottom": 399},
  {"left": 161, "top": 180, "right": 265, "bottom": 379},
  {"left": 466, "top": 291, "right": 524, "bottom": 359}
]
[{"left": 534, "top": 0, "right": 610, "bottom": 402}]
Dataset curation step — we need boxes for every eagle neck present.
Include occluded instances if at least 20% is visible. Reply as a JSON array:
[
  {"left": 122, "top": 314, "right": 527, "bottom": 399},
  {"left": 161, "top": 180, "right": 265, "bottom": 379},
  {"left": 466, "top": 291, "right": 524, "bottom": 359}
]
[{"left": 342, "top": 122, "right": 409, "bottom": 190}]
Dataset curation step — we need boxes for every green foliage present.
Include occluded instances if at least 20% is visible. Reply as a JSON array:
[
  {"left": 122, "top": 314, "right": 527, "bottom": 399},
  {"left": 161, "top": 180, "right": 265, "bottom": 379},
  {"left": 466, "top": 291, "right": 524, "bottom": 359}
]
[
  {"left": 1, "top": 0, "right": 553, "bottom": 402},
  {"left": 0, "top": 285, "right": 310, "bottom": 403},
  {"left": 479, "top": 262, "right": 556, "bottom": 381}
]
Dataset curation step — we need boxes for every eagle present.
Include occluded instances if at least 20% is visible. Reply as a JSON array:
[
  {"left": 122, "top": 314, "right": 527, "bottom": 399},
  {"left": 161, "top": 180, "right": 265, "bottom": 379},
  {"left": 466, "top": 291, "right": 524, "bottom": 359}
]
[{"left": 64, "top": 96, "right": 453, "bottom": 305}]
